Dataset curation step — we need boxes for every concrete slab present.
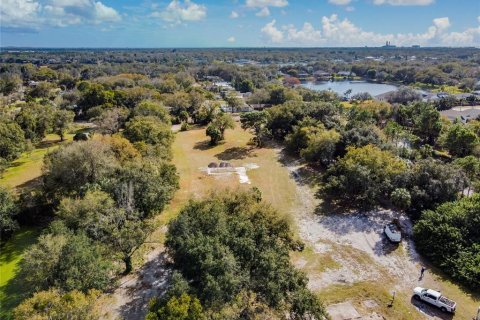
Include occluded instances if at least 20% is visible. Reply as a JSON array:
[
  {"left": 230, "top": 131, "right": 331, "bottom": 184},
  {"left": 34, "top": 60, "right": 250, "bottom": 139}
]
[
  {"left": 362, "top": 299, "right": 379, "bottom": 308},
  {"left": 327, "top": 302, "right": 361, "bottom": 320}
]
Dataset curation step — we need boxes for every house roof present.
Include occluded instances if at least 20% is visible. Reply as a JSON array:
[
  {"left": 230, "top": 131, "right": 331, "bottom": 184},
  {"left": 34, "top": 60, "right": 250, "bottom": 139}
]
[{"left": 440, "top": 108, "right": 480, "bottom": 122}]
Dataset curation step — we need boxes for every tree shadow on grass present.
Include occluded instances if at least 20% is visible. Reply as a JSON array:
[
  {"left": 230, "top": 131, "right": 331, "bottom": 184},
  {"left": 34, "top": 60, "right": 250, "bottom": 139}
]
[
  {"left": 0, "top": 228, "right": 40, "bottom": 319},
  {"left": 36, "top": 139, "right": 61, "bottom": 149},
  {"left": 193, "top": 140, "right": 218, "bottom": 151},
  {"left": 215, "top": 146, "right": 257, "bottom": 161},
  {"left": 0, "top": 272, "right": 32, "bottom": 320},
  {"left": 15, "top": 176, "right": 43, "bottom": 193}
]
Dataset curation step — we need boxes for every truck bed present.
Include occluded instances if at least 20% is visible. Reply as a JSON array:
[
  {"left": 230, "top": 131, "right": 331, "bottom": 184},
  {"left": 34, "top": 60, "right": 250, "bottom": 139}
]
[{"left": 439, "top": 296, "right": 455, "bottom": 307}]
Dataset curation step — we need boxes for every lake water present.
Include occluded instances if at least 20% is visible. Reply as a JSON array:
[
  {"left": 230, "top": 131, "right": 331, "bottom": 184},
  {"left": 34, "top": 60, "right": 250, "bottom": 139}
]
[{"left": 301, "top": 81, "right": 398, "bottom": 97}]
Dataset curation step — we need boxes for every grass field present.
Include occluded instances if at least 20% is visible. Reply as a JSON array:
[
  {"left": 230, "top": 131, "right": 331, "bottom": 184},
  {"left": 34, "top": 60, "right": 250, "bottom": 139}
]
[{"left": 0, "top": 133, "right": 74, "bottom": 191}]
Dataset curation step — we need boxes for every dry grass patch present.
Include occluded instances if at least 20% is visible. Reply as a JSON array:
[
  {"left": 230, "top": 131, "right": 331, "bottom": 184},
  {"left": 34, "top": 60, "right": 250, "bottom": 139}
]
[
  {"left": 291, "top": 245, "right": 341, "bottom": 274},
  {"left": 318, "top": 281, "right": 417, "bottom": 320}
]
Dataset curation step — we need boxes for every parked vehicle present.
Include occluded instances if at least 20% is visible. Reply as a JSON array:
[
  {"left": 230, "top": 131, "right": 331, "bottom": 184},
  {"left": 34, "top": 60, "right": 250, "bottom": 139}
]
[
  {"left": 413, "top": 287, "right": 457, "bottom": 313},
  {"left": 384, "top": 222, "right": 401, "bottom": 243}
]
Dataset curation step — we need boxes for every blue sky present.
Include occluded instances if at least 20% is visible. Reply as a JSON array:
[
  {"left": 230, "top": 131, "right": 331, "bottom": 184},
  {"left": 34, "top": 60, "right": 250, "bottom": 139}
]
[{"left": 1, "top": 0, "right": 479, "bottom": 47}]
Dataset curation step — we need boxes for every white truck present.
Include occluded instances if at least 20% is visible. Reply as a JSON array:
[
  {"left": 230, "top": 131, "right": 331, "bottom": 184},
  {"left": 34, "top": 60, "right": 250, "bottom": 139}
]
[
  {"left": 384, "top": 222, "right": 401, "bottom": 243},
  {"left": 413, "top": 287, "right": 457, "bottom": 313}
]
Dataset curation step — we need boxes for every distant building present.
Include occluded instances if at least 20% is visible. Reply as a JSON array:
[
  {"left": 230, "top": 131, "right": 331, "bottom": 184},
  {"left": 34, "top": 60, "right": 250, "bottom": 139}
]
[
  {"left": 313, "top": 70, "right": 330, "bottom": 80},
  {"left": 297, "top": 73, "right": 310, "bottom": 81},
  {"left": 382, "top": 41, "right": 396, "bottom": 48},
  {"left": 412, "top": 45, "right": 421, "bottom": 48},
  {"left": 337, "top": 71, "right": 356, "bottom": 78}
]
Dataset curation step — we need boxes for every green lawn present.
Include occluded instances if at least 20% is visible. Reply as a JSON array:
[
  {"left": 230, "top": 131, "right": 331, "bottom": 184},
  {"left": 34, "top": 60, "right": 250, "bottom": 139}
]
[
  {"left": 0, "top": 227, "right": 41, "bottom": 319},
  {"left": 0, "top": 133, "right": 73, "bottom": 191}
]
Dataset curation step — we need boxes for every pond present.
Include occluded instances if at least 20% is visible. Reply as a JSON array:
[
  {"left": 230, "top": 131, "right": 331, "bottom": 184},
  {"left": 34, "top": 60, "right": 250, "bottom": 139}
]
[{"left": 301, "top": 80, "right": 398, "bottom": 97}]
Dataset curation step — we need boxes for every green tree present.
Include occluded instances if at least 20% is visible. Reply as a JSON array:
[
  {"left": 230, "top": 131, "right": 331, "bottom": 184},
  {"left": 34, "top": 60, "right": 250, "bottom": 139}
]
[
  {"left": 79, "top": 83, "right": 115, "bottom": 113},
  {"left": 0, "top": 121, "right": 26, "bottom": 161},
  {"left": 21, "top": 232, "right": 68, "bottom": 290},
  {"left": 56, "top": 190, "right": 150, "bottom": 274},
  {"left": 194, "top": 101, "right": 220, "bottom": 125},
  {"left": 133, "top": 100, "right": 171, "bottom": 124},
  {"left": 43, "top": 140, "right": 118, "bottom": 199},
  {"left": 322, "top": 145, "right": 406, "bottom": 209},
  {"left": 15, "top": 103, "right": 54, "bottom": 143},
  {"left": 206, "top": 113, "right": 235, "bottom": 145},
  {"left": 0, "top": 74, "right": 21, "bottom": 95},
  {"left": 52, "top": 109, "right": 75, "bottom": 141},
  {"left": 300, "top": 128, "right": 341, "bottom": 165},
  {"left": 147, "top": 294, "right": 206, "bottom": 320},
  {"left": 54, "top": 232, "right": 114, "bottom": 292},
  {"left": 269, "top": 87, "right": 287, "bottom": 105},
  {"left": 237, "top": 79, "right": 254, "bottom": 93},
  {"left": 26, "top": 81, "right": 57, "bottom": 100},
  {"left": 398, "top": 102, "right": 442, "bottom": 145},
  {"left": 107, "top": 160, "right": 179, "bottom": 217},
  {"left": 240, "top": 111, "right": 270, "bottom": 147},
  {"left": 224, "top": 94, "right": 244, "bottom": 113},
  {"left": 285, "top": 119, "right": 322, "bottom": 155},
  {"left": 164, "top": 190, "right": 326, "bottom": 318},
  {"left": 454, "top": 156, "right": 480, "bottom": 196},
  {"left": 93, "top": 108, "right": 129, "bottom": 135},
  {"left": 414, "top": 195, "right": 480, "bottom": 289},
  {"left": 0, "top": 187, "right": 18, "bottom": 236},
  {"left": 124, "top": 116, "right": 174, "bottom": 158},
  {"left": 404, "top": 159, "right": 466, "bottom": 216},
  {"left": 442, "top": 123, "right": 479, "bottom": 157},
  {"left": 390, "top": 188, "right": 411, "bottom": 211}
]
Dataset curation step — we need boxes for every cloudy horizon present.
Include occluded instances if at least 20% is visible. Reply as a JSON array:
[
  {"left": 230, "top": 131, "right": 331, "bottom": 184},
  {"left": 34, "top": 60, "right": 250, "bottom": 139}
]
[{"left": 1, "top": 0, "right": 479, "bottom": 47}]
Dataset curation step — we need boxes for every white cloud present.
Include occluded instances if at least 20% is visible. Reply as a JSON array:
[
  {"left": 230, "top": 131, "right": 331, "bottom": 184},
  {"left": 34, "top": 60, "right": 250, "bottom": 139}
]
[
  {"left": 0, "top": 0, "right": 120, "bottom": 30},
  {"left": 373, "top": 0, "right": 434, "bottom": 6},
  {"left": 329, "top": 0, "right": 352, "bottom": 5},
  {"left": 246, "top": 0, "right": 288, "bottom": 8},
  {"left": 93, "top": 2, "right": 121, "bottom": 23},
  {"left": 261, "top": 19, "right": 284, "bottom": 43},
  {"left": 284, "top": 22, "right": 322, "bottom": 43},
  {"left": 153, "top": 0, "right": 206, "bottom": 24},
  {"left": 256, "top": 7, "right": 270, "bottom": 17},
  {"left": 345, "top": 6, "right": 355, "bottom": 11},
  {"left": 227, "top": 36, "right": 236, "bottom": 43},
  {"left": 230, "top": 11, "right": 239, "bottom": 18},
  {"left": 260, "top": 15, "right": 480, "bottom": 47},
  {"left": 1, "top": 0, "right": 41, "bottom": 30},
  {"left": 433, "top": 17, "right": 450, "bottom": 31}
]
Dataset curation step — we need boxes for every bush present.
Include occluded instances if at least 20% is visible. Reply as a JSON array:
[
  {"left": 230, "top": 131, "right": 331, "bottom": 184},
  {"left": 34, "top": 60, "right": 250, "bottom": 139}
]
[{"left": 13, "top": 289, "right": 100, "bottom": 320}]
